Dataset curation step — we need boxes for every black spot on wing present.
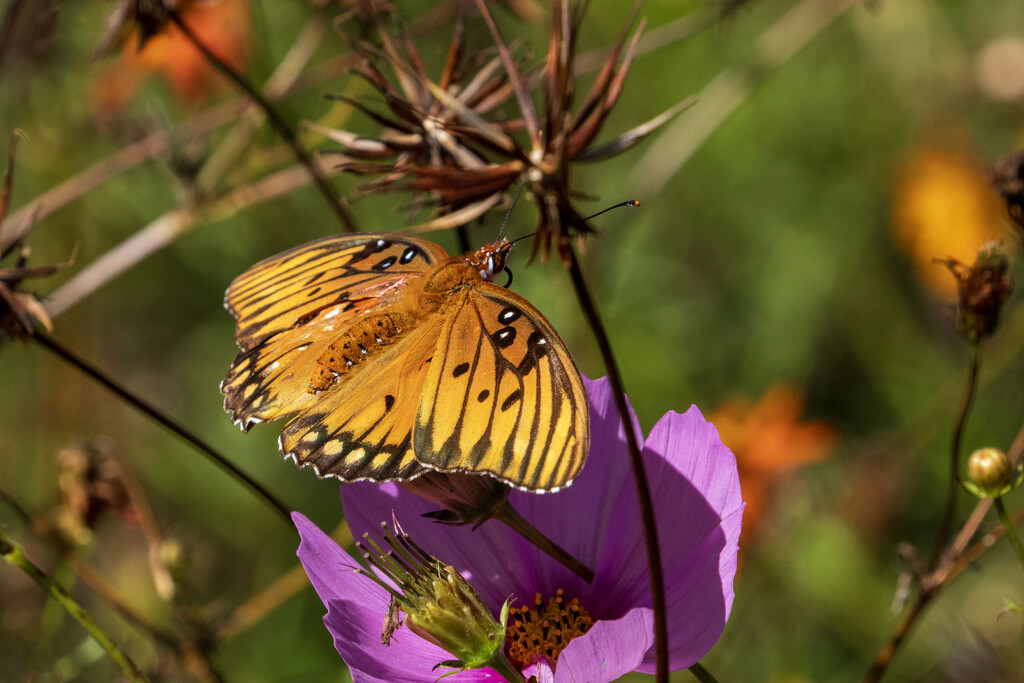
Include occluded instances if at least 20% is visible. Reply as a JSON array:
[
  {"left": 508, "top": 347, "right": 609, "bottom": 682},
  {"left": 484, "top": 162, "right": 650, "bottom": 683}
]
[
  {"left": 400, "top": 246, "right": 421, "bottom": 264},
  {"left": 477, "top": 389, "right": 490, "bottom": 402},
  {"left": 491, "top": 326, "right": 516, "bottom": 349},
  {"left": 452, "top": 362, "right": 470, "bottom": 378},
  {"left": 501, "top": 389, "right": 522, "bottom": 412},
  {"left": 518, "top": 330, "right": 550, "bottom": 375},
  {"left": 498, "top": 305, "right": 522, "bottom": 324},
  {"left": 372, "top": 255, "right": 397, "bottom": 271}
]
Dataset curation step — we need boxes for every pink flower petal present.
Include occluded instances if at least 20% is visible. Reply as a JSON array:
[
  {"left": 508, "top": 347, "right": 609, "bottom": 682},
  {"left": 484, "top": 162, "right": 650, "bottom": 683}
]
[
  {"left": 635, "top": 407, "right": 743, "bottom": 671},
  {"left": 553, "top": 608, "right": 655, "bottom": 682}
]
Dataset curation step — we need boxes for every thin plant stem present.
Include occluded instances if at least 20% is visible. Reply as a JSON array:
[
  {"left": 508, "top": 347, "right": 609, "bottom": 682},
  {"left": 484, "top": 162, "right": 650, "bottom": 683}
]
[
  {"left": 0, "top": 487, "right": 33, "bottom": 526},
  {"left": 64, "top": 553, "right": 180, "bottom": 652},
  {"left": 864, "top": 502, "right": 1024, "bottom": 683},
  {"left": 994, "top": 497, "right": 1024, "bottom": 571},
  {"left": 0, "top": 529, "right": 150, "bottom": 683},
  {"left": 929, "top": 343, "right": 980, "bottom": 570},
  {"left": 195, "top": 11, "right": 330, "bottom": 197},
  {"left": 47, "top": 160, "right": 337, "bottom": 318},
  {"left": 494, "top": 501, "right": 595, "bottom": 583},
  {"left": 488, "top": 653, "right": 528, "bottom": 683},
  {"left": 564, "top": 245, "right": 668, "bottom": 682},
  {"left": 688, "top": 662, "right": 721, "bottom": 683},
  {"left": 864, "top": 390, "right": 1024, "bottom": 682},
  {"left": 217, "top": 521, "right": 353, "bottom": 640},
  {"left": 166, "top": 10, "right": 358, "bottom": 234},
  {"left": 0, "top": 100, "right": 247, "bottom": 249},
  {"left": 32, "top": 333, "right": 293, "bottom": 525}
]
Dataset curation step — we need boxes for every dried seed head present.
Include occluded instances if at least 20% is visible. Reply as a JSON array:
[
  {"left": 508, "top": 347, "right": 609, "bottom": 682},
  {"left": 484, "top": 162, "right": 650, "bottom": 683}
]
[
  {"left": 939, "top": 242, "right": 1014, "bottom": 342},
  {"left": 319, "top": 1, "right": 691, "bottom": 262},
  {"left": 989, "top": 149, "right": 1024, "bottom": 242},
  {"left": 0, "top": 132, "right": 72, "bottom": 345}
]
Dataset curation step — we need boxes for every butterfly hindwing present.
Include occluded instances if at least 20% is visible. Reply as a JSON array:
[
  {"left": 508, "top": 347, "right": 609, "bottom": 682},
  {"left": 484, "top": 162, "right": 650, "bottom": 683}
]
[
  {"left": 277, "top": 321, "right": 439, "bottom": 482},
  {"left": 222, "top": 297, "right": 389, "bottom": 427},
  {"left": 413, "top": 282, "right": 589, "bottom": 491}
]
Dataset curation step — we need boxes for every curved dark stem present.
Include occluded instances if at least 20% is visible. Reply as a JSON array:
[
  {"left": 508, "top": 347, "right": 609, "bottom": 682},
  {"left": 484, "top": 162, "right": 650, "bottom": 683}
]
[
  {"left": 867, "top": 341, "right": 984, "bottom": 681},
  {"left": 494, "top": 501, "right": 594, "bottom": 583},
  {"left": 166, "top": 11, "right": 358, "bottom": 234},
  {"left": 863, "top": 589, "right": 930, "bottom": 683},
  {"left": 928, "top": 342, "right": 979, "bottom": 570},
  {"left": 564, "top": 244, "right": 668, "bottom": 682},
  {"left": 688, "top": 662, "right": 721, "bottom": 683},
  {"left": 455, "top": 223, "right": 472, "bottom": 254},
  {"left": 32, "top": 334, "right": 293, "bottom": 526},
  {"left": 0, "top": 488, "right": 32, "bottom": 526}
]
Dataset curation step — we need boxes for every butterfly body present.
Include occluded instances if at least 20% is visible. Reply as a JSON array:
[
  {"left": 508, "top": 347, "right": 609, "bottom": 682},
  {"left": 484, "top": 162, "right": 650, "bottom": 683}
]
[{"left": 222, "top": 233, "right": 588, "bottom": 492}]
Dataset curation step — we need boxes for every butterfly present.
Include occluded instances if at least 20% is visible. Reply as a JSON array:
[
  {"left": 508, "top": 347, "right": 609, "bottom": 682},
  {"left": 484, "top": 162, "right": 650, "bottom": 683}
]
[{"left": 221, "top": 233, "right": 589, "bottom": 492}]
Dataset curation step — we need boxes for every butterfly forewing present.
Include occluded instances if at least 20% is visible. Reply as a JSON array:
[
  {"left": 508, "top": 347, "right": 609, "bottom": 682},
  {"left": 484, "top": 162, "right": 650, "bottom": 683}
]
[
  {"left": 414, "top": 282, "right": 589, "bottom": 491},
  {"left": 222, "top": 234, "right": 446, "bottom": 427},
  {"left": 225, "top": 234, "right": 448, "bottom": 350}
]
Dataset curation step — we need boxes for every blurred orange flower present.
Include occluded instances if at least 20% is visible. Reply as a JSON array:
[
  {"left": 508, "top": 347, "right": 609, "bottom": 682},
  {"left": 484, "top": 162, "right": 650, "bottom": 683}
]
[
  {"left": 92, "top": 0, "right": 251, "bottom": 115},
  {"left": 892, "top": 145, "right": 1006, "bottom": 297},
  {"left": 711, "top": 384, "right": 837, "bottom": 543}
]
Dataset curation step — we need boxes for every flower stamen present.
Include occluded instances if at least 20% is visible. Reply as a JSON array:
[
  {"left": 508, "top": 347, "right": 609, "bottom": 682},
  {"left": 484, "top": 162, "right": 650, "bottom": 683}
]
[{"left": 506, "top": 589, "right": 593, "bottom": 669}]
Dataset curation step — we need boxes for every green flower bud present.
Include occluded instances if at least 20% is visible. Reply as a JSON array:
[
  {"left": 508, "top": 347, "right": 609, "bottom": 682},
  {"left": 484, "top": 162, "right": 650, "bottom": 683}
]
[
  {"left": 965, "top": 447, "right": 1024, "bottom": 498},
  {"left": 356, "top": 521, "right": 522, "bottom": 681}
]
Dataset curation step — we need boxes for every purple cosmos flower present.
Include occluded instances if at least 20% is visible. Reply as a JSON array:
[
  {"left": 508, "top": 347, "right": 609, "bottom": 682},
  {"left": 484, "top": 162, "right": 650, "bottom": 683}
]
[{"left": 294, "top": 376, "right": 743, "bottom": 681}]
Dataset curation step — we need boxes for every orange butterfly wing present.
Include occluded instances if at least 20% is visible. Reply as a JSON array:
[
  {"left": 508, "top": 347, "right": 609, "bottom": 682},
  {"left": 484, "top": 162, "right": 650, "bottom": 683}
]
[
  {"left": 277, "top": 319, "right": 440, "bottom": 481},
  {"left": 222, "top": 234, "right": 448, "bottom": 429},
  {"left": 223, "top": 234, "right": 590, "bottom": 491},
  {"left": 413, "top": 282, "right": 590, "bottom": 492}
]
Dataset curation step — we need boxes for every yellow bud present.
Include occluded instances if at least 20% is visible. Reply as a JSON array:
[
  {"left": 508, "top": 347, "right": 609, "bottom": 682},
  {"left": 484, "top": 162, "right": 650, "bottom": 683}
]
[{"left": 967, "top": 448, "right": 1013, "bottom": 497}]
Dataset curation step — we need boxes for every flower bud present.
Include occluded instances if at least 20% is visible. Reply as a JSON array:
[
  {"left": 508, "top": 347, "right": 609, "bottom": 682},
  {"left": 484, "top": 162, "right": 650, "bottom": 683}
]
[
  {"left": 356, "top": 520, "right": 518, "bottom": 678},
  {"left": 401, "top": 471, "right": 510, "bottom": 525},
  {"left": 965, "top": 447, "right": 1022, "bottom": 497}
]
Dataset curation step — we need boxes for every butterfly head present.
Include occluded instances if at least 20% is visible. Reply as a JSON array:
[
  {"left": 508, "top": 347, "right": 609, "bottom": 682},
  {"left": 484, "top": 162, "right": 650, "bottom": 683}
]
[{"left": 468, "top": 237, "right": 515, "bottom": 282}]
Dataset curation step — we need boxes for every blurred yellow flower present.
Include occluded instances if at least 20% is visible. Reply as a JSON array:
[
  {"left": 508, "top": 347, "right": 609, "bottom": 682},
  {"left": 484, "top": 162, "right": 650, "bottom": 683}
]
[{"left": 892, "top": 145, "right": 1006, "bottom": 297}]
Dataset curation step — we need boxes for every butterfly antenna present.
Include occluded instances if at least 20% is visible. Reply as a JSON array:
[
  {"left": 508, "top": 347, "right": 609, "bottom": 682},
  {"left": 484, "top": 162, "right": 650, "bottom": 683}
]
[
  {"left": 584, "top": 200, "right": 640, "bottom": 221},
  {"left": 498, "top": 183, "right": 526, "bottom": 239}
]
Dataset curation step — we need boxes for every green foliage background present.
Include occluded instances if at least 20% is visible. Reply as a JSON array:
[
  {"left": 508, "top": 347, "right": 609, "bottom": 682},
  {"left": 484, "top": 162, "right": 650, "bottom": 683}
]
[{"left": 1, "top": 0, "right": 1023, "bottom": 680}]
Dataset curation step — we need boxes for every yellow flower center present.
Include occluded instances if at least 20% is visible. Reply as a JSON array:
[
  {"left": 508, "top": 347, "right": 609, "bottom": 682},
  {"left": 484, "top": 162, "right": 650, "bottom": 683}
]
[{"left": 505, "top": 589, "right": 594, "bottom": 669}]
